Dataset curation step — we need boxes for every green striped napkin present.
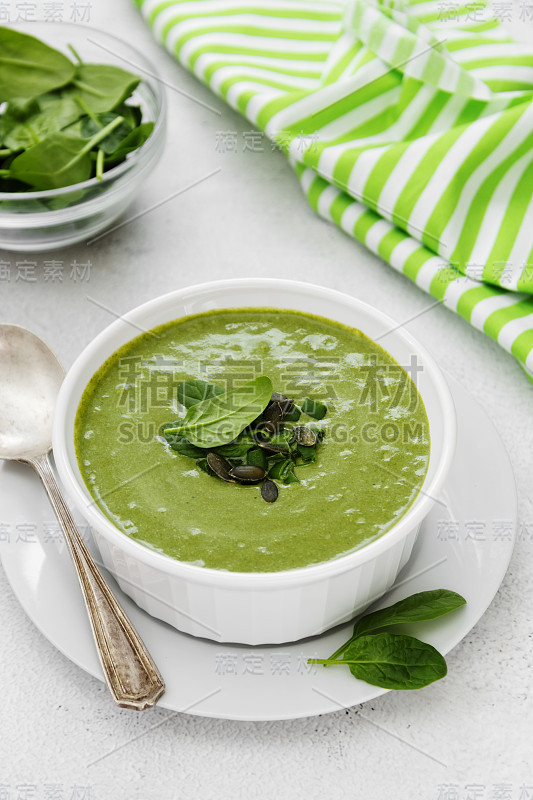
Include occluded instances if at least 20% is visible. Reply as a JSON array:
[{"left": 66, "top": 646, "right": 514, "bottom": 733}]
[{"left": 137, "top": 0, "right": 533, "bottom": 377}]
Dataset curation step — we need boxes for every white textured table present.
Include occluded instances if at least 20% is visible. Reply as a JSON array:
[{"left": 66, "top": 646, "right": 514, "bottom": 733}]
[{"left": 1, "top": 2, "right": 532, "bottom": 798}]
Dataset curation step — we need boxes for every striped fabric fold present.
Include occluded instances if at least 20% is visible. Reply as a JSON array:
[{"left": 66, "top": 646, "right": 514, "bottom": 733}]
[{"left": 136, "top": 0, "right": 533, "bottom": 376}]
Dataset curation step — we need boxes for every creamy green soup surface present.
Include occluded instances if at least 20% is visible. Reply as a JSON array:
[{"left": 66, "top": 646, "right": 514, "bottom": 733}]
[{"left": 75, "top": 308, "right": 430, "bottom": 572}]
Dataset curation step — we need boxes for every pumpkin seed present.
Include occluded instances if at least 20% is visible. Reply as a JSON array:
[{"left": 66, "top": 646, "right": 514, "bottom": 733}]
[
  {"left": 291, "top": 426, "right": 317, "bottom": 446},
  {"left": 261, "top": 479, "right": 279, "bottom": 503},
  {"left": 206, "top": 452, "right": 238, "bottom": 483},
  {"left": 279, "top": 397, "right": 294, "bottom": 415},
  {"left": 263, "top": 393, "right": 294, "bottom": 428},
  {"left": 262, "top": 419, "right": 278, "bottom": 435},
  {"left": 257, "top": 440, "right": 291, "bottom": 454},
  {"left": 263, "top": 404, "right": 283, "bottom": 428},
  {"left": 229, "top": 464, "right": 267, "bottom": 483}
]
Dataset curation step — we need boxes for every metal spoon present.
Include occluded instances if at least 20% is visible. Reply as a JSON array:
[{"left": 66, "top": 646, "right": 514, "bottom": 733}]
[{"left": 0, "top": 324, "right": 165, "bottom": 710}]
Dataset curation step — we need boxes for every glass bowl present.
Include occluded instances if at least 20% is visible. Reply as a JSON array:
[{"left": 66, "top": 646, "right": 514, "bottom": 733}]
[{"left": 0, "top": 23, "right": 166, "bottom": 252}]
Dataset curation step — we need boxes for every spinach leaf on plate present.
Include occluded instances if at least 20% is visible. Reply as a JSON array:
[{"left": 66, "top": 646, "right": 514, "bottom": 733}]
[
  {"left": 337, "top": 633, "right": 447, "bottom": 690},
  {"left": 327, "top": 589, "right": 466, "bottom": 662},
  {"left": 351, "top": 589, "right": 467, "bottom": 640},
  {"left": 309, "top": 588, "right": 466, "bottom": 691}
]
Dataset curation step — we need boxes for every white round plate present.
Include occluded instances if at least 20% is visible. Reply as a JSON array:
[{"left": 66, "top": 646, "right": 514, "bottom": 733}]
[{"left": 0, "top": 375, "right": 517, "bottom": 720}]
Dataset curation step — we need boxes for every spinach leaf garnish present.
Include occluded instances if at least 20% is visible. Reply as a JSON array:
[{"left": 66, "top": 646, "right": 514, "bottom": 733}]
[
  {"left": 296, "top": 443, "right": 316, "bottom": 463},
  {"left": 268, "top": 457, "right": 298, "bottom": 482},
  {"left": 246, "top": 448, "right": 267, "bottom": 470},
  {"left": 0, "top": 26, "right": 153, "bottom": 194},
  {"left": 215, "top": 433, "right": 257, "bottom": 458},
  {"left": 309, "top": 589, "right": 466, "bottom": 691},
  {"left": 161, "top": 426, "right": 205, "bottom": 459},
  {"left": 301, "top": 398, "right": 328, "bottom": 420},
  {"left": 161, "top": 377, "right": 328, "bottom": 503},
  {"left": 176, "top": 379, "right": 224, "bottom": 409},
  {"left": 165, "top": 376, "right": 273, "bottom": 448},
  {"left": 283, "top": 404, "right": 301, "bottom": 422}
]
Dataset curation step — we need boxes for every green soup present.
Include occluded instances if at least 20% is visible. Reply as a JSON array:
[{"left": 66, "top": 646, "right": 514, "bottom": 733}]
[{"left": 75, "top": 308, "right": 430, "bottom": 572}]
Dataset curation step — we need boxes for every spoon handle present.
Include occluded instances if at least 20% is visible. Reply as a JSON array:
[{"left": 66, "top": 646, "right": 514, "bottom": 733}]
[{"left": 30, "top": 454, "right": 165, "bottom": 710}]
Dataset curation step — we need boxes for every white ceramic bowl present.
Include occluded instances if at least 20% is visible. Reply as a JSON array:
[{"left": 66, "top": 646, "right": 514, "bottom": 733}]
[{"left": 53, "top": 279, "right": 456, "bottom": 644}]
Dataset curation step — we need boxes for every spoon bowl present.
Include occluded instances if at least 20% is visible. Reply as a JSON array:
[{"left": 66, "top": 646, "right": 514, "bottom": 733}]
[{"left": 0, "top": 325, "right": 64, "bottom": 461}]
